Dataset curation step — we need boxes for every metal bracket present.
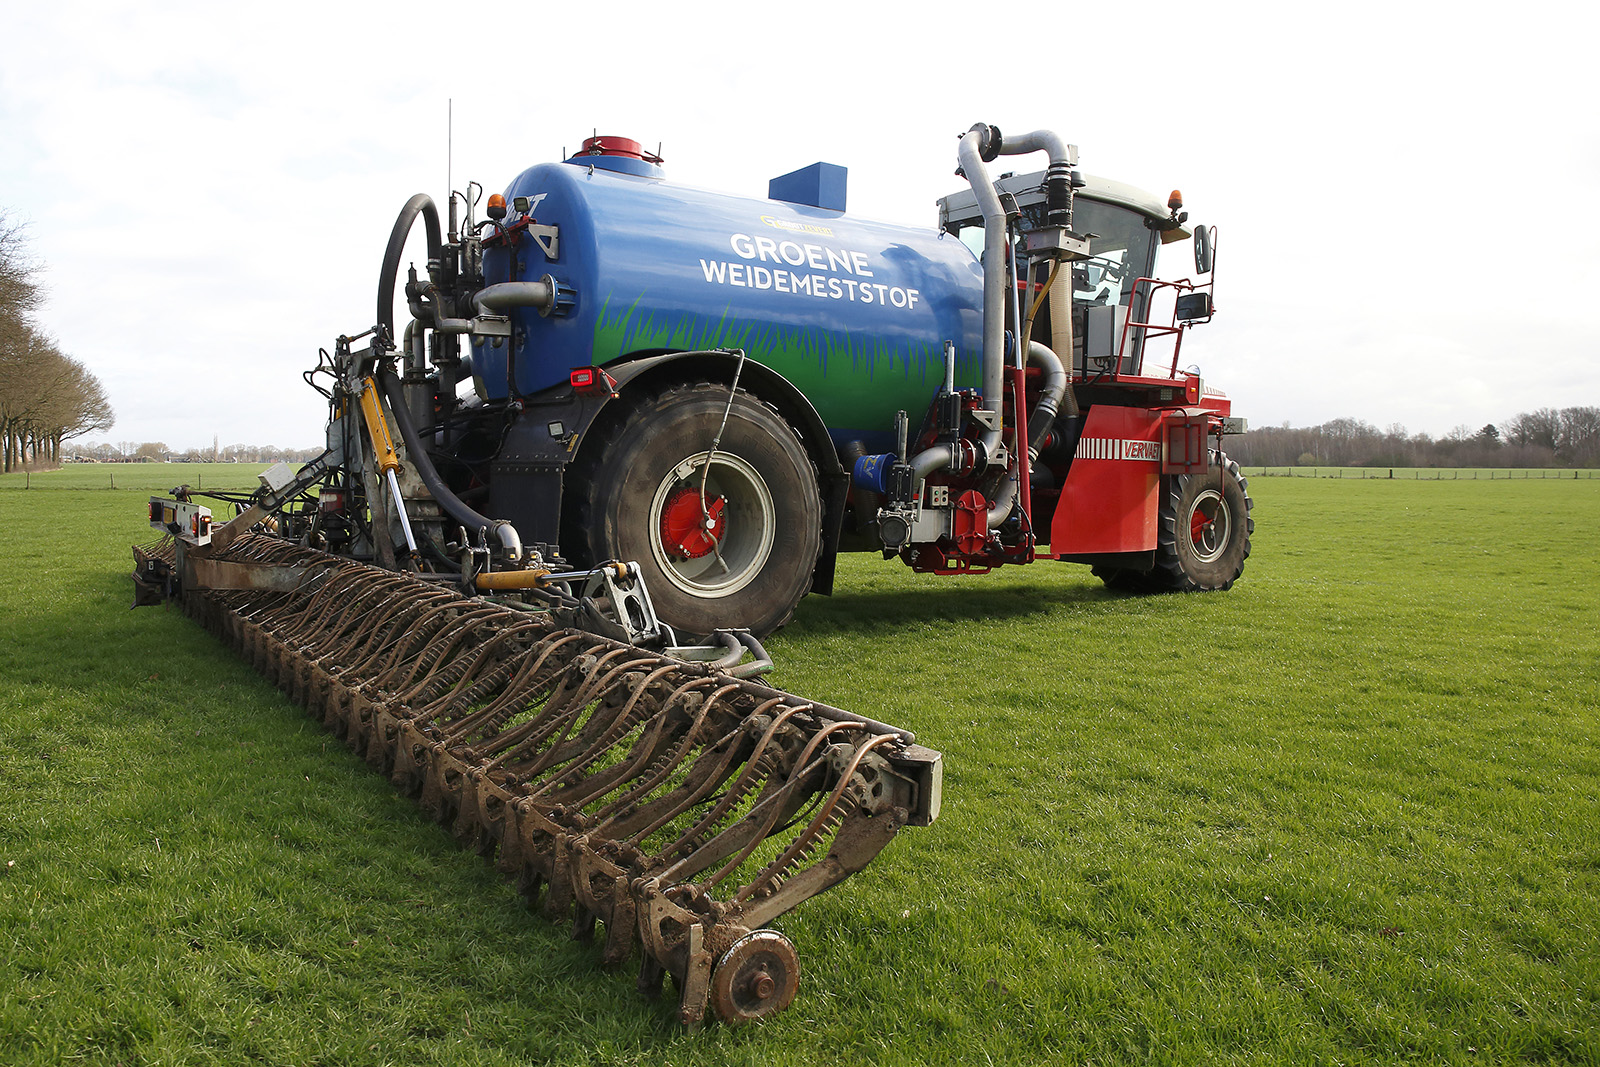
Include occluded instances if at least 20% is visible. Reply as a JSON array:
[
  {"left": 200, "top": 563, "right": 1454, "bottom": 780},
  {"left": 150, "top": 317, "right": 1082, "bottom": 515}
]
[{"left": 527, "top": 223, "right": 560, "bottom": 261}]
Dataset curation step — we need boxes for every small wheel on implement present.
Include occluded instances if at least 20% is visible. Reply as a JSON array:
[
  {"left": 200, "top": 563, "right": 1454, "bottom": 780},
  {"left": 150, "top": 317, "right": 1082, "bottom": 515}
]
[{"left": 710, "top": 929, "right": 799, "bottom": 1025}]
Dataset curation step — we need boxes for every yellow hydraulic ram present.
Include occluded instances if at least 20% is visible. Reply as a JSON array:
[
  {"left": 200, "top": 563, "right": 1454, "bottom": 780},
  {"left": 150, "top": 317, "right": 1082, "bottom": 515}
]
[{"left": 357, "top": 376, "right": 420, "bottom": 560}]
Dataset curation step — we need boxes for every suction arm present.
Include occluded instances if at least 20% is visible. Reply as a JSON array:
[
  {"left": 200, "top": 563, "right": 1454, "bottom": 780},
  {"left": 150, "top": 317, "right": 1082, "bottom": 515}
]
[{"left": 377, "top": 194, "right": 443, "bottom": 340}]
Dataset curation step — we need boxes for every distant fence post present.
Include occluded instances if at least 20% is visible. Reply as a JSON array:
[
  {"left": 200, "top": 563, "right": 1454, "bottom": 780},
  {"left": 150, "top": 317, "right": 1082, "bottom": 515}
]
[{"left": 110, "top": 471, "right": 115, "bottom": 490}]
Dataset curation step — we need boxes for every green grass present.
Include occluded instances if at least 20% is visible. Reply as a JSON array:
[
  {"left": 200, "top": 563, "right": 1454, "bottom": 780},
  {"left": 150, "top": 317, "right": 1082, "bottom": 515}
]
[
  {"left": 1, "top": 478, "right": 1596, "bottom": 1065},
  {"left": 1248, "top": 466, "right": 1598, "bottom": 480}
]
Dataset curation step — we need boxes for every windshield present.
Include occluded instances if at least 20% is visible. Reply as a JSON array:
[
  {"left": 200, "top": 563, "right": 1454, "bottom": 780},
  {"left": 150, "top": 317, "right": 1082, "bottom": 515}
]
[
  {"left": 1065, "top": 198, "right": 1157, "bottom": 308},
  {"left": 950, "top": 196, "right": 1159, "bottom": 375}
]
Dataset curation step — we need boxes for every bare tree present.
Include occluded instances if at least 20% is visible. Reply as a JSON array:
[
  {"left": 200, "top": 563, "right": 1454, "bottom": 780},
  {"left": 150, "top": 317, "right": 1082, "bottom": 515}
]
[
  {"left": 1559, "top": 406, "right": 1600, "bottom": 464},
  {"left": 0, "top": 211, "right": 40, "bottom": 325},
  {"left": 1503, "top": 409, "right": 1561, "bottom": 451},
  {"left": 0, "top": 324, "right": 115, "bottom": 471},
  {"left": 0, "top": 209, "right": 115, "bottom": 471}
]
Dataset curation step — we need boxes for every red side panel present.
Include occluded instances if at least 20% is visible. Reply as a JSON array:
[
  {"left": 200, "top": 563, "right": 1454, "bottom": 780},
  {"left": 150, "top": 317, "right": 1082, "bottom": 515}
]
[{"left": 1050, "top": 406, "right": 1164, "bottom": 555}]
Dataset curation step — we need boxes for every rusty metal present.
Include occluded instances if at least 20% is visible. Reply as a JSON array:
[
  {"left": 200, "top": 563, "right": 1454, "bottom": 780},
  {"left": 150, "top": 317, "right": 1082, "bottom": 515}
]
[{"left": 135, "top": 533, "right": 940, "bottom": 1027}]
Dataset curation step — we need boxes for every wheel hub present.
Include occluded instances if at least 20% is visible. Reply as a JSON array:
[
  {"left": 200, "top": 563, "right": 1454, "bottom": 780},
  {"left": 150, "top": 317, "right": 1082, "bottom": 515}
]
[
  {"left": 660, "top": 486, "right": 726, "bottom": 559},
  {"left": 710, "top": 929, "right": 799, "bottom": 1024},
  {"left": 1187, "top": 488, "right": 1230, "bottom": 564},
  {"left": 646, "top": 451, "right": 776, "bottom": 599}
]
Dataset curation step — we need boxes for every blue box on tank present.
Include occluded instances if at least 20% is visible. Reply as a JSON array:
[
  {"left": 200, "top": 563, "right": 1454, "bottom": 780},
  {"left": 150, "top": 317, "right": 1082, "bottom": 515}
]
[{"left": 769, "top": 162, "right": 848, "bottom": 212}]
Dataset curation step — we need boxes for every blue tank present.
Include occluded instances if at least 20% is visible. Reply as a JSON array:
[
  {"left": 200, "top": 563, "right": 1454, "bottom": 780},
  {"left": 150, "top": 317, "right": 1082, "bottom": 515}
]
[{"left": 473, "top": 147, "right": 986, "bottom": 448}]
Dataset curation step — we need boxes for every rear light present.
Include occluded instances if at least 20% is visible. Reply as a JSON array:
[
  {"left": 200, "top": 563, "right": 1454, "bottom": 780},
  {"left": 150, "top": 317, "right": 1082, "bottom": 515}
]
[
  {"left": 1184, "top": 373, "right": 1202, "bottom": 405},
  {"left": 320, "top": 490, "right": 345, "bottom": 513},
  {"left": 570, "top": 367, "right": 618, "bottom": 396}
]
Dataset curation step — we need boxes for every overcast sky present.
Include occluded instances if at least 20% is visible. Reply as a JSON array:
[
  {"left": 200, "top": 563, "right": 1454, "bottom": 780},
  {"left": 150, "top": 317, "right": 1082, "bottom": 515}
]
[{"left": 3, "top": 1, "right": 1595, "bottom": 451}]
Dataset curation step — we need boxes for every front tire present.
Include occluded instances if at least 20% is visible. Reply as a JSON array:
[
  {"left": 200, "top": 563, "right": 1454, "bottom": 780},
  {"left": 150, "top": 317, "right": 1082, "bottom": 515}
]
[
  {"left": 1150, "top": 450, "right": 1253, "bottom": 591},
  {"left": 566, "top": 383, "right": 822, "bottom": 639}
]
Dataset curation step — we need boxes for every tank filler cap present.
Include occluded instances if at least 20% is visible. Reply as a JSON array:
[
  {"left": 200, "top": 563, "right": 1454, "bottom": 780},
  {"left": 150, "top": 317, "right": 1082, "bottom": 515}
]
[{"left": 565, "top": 136, "right": 665, "bottom": 179}]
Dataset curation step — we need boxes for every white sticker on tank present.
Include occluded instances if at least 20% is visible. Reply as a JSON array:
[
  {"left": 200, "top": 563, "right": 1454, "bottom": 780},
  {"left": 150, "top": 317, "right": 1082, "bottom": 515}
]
[{"left": 698, "top": 232, "right": 920, "bottom": 311}]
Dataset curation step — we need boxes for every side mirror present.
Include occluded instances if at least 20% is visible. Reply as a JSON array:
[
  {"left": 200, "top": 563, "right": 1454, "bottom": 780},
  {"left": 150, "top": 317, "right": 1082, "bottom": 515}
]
[
  {"left": 1174, "top": 292, "right": 1213, "bottom": 322},
  {"left": 1193, "top": 225, "right": 1213, "bottom": 275}
]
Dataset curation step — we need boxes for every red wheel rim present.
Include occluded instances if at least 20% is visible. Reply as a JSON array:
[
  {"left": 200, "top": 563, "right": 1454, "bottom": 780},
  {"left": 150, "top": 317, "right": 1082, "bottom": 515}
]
[
  {"left": 1186, "top": 488, "right": 1229, "bottom": 563},
  {"left": 659, "top": 486, "right": 726, "bottom": 559}
]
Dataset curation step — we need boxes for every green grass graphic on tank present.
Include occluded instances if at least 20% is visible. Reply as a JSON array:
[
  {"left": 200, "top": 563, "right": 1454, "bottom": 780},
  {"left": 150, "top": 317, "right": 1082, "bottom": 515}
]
[{"left": 591, "top": 296, "right": 984, "bottom": 444}]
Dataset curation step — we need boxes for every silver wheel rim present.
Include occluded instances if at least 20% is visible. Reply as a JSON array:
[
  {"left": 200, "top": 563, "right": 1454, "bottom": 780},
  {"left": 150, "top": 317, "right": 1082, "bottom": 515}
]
[
  {"left": 1187, "top": 487, "right": 1230, "bottom": 564},
  {"left": 648, "top": 450, "right": 775, "bottom": 598}
]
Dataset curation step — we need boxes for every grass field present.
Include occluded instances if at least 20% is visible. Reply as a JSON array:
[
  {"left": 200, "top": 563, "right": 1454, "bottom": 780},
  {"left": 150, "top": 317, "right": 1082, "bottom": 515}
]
[
  {"left": 1246, "top": 467, "right": 1599, "bottom": 480},
  {"left": 1, "top": 469, "right": 1596, "bottom": 1065}
]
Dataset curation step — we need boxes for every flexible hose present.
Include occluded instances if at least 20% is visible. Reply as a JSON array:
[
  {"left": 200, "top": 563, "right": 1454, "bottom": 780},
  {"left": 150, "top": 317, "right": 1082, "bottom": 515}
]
[
  {"left": 377, "top": 367, "right": 522, "bottom": 560},
  {"left": 377, "top": 194, "right": 442, "bottom": 340}
]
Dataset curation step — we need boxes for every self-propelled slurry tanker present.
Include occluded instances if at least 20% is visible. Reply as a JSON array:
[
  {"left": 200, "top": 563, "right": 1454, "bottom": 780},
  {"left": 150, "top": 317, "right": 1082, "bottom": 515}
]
[{"left": 133, "top": 122, "right": 1247, "bottom": 1026}]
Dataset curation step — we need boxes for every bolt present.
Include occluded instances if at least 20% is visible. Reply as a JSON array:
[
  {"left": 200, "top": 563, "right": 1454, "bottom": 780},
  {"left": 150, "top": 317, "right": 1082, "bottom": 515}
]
[{"left": 750, "top": 969, "right": 775, "bottom": 1000}]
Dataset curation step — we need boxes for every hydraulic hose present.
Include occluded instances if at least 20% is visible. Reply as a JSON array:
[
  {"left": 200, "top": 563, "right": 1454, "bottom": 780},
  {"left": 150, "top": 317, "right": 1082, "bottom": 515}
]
[{"left": 377, "top": 367, "right": 523, "bottom": 560}]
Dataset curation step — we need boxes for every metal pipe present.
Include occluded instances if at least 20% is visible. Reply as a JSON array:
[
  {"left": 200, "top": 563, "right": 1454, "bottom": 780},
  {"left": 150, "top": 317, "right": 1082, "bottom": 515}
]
[
  {"left": 422, "top": 279, "right": 558, "bottom": 336},
  {"left": 912, "top": 443, "right": 955, "bottom": 481},
  {"left": 955, "top": 126, "right": 1008, "bottom": 420},
  {"left": 473, "top": 280, "right": 555, "bottom": 315},
  {"left": 1024, "top": 340, "right": 1068, "bottom": 449},
  {"left": 994, "top": 128, "right": 1071, "bottom": 166},
  {"left": 985, "top": 341, "right": 1068, "bottom": 528},
  {"left": 385, "top": 467, "right": 420, "bottom": 556},
  {"left": 402, "top": 320, "right": 431, "bottom": 431}
]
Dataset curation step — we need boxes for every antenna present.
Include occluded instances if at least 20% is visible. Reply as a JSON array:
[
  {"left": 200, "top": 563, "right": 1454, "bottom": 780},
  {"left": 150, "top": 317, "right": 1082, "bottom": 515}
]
[{"left": 447, "top": 99, "right": 457, "bottom": 241}]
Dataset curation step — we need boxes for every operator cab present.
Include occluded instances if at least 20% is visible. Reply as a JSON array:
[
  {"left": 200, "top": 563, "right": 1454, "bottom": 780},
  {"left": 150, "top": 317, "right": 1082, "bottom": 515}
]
[{"left": 938, "top": 173, "right": 1192, "bottom": 378}]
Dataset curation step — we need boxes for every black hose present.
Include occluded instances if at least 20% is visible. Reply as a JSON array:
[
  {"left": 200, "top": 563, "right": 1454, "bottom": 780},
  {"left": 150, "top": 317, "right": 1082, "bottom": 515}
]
[
  {"left": 377, "top": 194, "right": 442, "bottom": 339},
  {"left": 377, "top": 367, "right": 516, "bottom": 552}
]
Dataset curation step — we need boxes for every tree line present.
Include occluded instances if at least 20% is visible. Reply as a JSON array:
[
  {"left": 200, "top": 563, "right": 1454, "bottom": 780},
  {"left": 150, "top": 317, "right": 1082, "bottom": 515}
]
[
  {"left": 1, "top": 211, "right": 114, "bottom": 472},
  {"left": 1229, "top": 409, "right": 1600, "bottom": 469},
  {"left": 69, "top": 440, "right": 323, "bottom": 464}
]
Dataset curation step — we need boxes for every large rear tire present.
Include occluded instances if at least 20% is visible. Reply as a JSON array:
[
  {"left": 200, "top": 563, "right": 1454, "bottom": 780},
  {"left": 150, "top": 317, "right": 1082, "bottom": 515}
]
[{"left": 566, "top": 383, "right": 822, "bottom": 639}]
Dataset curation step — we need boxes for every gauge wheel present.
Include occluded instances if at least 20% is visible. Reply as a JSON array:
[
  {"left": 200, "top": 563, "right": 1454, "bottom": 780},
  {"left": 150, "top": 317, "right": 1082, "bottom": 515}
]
[{"left": 710, "top": 929, "right": 800, "bottom": 1025}]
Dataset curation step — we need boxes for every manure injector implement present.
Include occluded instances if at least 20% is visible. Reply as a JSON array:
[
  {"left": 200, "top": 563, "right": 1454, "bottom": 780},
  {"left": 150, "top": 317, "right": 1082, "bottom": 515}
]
[{"left": 134, "top": 122, "right": 1248, "bottom": 1026}]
